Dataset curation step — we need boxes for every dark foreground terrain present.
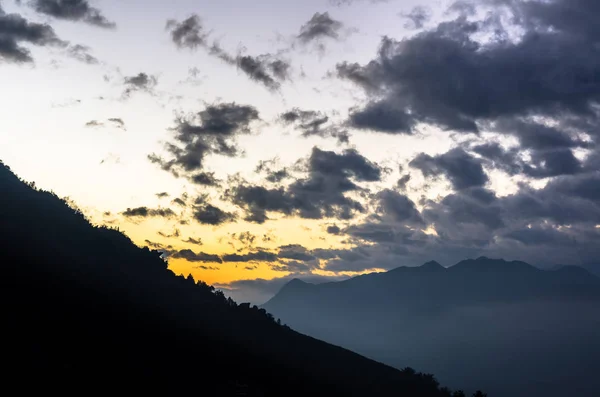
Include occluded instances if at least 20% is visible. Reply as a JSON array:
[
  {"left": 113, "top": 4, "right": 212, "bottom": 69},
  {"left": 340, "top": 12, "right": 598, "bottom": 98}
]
[{"left": 0, "top": 160, "right": 478, "bottom": 396}]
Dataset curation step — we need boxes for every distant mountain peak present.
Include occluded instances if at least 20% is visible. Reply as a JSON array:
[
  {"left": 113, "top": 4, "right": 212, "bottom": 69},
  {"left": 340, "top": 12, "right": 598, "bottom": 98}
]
[
  {"left": 451, "top": 257, "right": 537, "bottom": 272},
  {"left": 279, "top": 278, "right": 312, "bottom": 293},
  {"left": 421, "top": 260, "right": 444, "bottom": 270}
]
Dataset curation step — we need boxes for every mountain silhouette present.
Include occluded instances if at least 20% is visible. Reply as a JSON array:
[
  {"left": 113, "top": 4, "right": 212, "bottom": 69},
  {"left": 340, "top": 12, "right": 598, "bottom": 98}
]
[
  {"left": 263, "top": 257, "right": 600, "bottom": 397},
  {"left": 585, "top": 263, "right": 600, "bottom": 277},
  {"left": 0, "top": 160, "right": 482, "bottom": 396}
]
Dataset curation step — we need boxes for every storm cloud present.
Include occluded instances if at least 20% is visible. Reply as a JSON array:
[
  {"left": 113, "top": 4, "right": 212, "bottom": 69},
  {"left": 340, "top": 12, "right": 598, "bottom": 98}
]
[{"left": 30, "top": 0, "right": 115, "bottom": 28}]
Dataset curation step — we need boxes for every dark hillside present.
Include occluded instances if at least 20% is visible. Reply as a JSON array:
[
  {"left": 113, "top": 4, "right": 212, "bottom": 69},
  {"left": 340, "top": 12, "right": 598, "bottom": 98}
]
[{"left": 0, "top": 160, "right": 464, "bottom": 396}]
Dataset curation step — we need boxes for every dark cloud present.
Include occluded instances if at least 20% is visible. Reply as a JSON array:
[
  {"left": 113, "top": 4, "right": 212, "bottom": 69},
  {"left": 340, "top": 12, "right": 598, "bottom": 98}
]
[
  {"left": 108, "top": 118, "right": 125, "bottom": 129},
  {"left": 491, "top": 118, "right": 593, "bottom": 151},
  {"left": 348, "top": 100, "right": 415, "bottom": 134},
  {"left": 279, "top": 108, "right": 349, "bottom": 143},
  {"left": 144, "top": 240, "right": 172, "bottom": 251},
  {"left": 31, "top": 0, "right": 115, "bottom": 28},
  {"left": 297, "top": 12, "right": 343, "bottom": 43},
  {"left": 472, "top": 141, "right": 585, "bottom": 180},
  {"left": 335, "top": 1, "right": 600, "bottom": 137},
  {"left": 193, "top": 203, "right": 236, "bottom": 226},
  {"left": 277, "top": 244, "right": 317, "bottom": 262},
  {"left": 149, "top": 102, "right": 260, "bottom": 177},
  {"left": 190, "top": 171, "right": 219, "bottom": 186},
  {"left": 123, "top": 73, "right": 158, "bottom": 98},
  {"left": 165, "top": 15, "right": 290, "bottom": 90},
  {"left": 171, "top": 197, "right": 186, "bottom": 207},
  {"left": 410, "top": 148, "right": 488, "bottom": 190},
  {"left": 375, "top": 189, "right": 423, "bottom": 224},
  {"left": 85, "top": 120, "right": 103, "bottom": 128},
  {"left": 121, "top": 207, "right": 176, "bottom": 219},
  {"left": 169, "top": 249, "right": 222, "bottom": 263},
  {"left": 231, "top": 231, "right": 258, "bottom": 249},
  {"left": 196, "top": 265, "right": 219, "bottom": 270},
  {"left": 255, "top": 159, "right": 290, "bottom": 184},
  {"left": 183, "top": 237, "right": 203, "bottom": 246},
  {"left": 66, "top": 44, "right": 98, "bottom": 64},
  {"left": 166, "top": 15, "right": 208, "bottom": 49},
  {"left": 0, "top": 8, "right": 66, "bottom": 63},
  {"left": 225, "top": 147, "right": 382, "bottom": 222},
  {"left": 222, "top": 250, "right": 278, "bottom": 263},
  {"left": 85, "top": 118, "right": 126, "bottom": 130},
  {"left": 327, "top": 224, "right": 341, "bottom": 235},
  {"left": 471, "top": 142, "right": 523, "bottom": 176},
  {"left": 158, "top": 228, "right": 180, "bottom": 239},
  {"left": 397, "top": 174, "right": 411, "bottom": 191},
  {"left": 234, "top": 53, "right": 290, "bottom": 91},
  {"left": 209, "top": 43, "right": 292, "bottom": 90},
  {"left": 400, "top": 6, "right": 432, "bottom": 29},
  {"left": 156, "top": 192, "right": 169, "bottom": 198}
]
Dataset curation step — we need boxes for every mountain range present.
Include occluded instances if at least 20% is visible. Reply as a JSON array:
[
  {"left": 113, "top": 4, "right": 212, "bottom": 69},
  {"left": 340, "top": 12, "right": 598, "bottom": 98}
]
[{"left": 263, "top": 258, "right": 600, "bottom": 397}]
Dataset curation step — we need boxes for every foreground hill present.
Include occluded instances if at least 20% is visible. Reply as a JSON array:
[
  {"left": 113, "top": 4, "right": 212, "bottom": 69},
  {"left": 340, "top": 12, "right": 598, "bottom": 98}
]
[
  {"left": 264, "top": 258, "right": 600, "bottom": 397},
  {"left": 0, "top": 161, "right": 468, "bottom": 396}
]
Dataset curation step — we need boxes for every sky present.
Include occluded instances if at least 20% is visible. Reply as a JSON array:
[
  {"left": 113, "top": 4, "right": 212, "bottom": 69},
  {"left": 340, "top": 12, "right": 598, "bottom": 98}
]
[{"left": 1, "top": 0, "right": 600, "bottom": 304}]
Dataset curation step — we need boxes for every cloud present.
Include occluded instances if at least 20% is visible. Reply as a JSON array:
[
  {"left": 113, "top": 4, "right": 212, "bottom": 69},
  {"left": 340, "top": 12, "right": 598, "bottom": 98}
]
[
  {"left": 31, "top": 0, "right": 115, "bottom": 28},
  {"left": 166, "top": 15, "right": 290, "bottom": 91},
  {"left": 107, "top": 118, "right": 125, "bottom": 129},
  {"left": 255, "top": 159, "right": 290, "bottom": 184},
  {"left": 397, "top": 174, "right": 411, "bottom": 191},
  {"left": 335, "top": 1, "right": 600, "bottom": 138},
  {"left": 297, "top": 12, "right": 344, "bottom": 44},
  {"left": 409, "top": 148, "right": 488, "bottom": 190},
  {"left": 148, "top": 102, "right": 260, "bottom": 176},
  {"left": 0, "top": 7, "right": 67, "bottom": 63},
  {"left": 375, "top": 189, "right": 424, "bottom": 224},
  {"left": 66, "top": 44, "right": 98, "bottom": 64},
  {"left": 158, "top": 228, "right": 180, "bottom": 239},
  {"left": 121, "top": 206, "right": 176, "bottom": 219},
  {"left": 171, "top": 197, "right": 186, "bottom": 207},
  {"left": 277, "top": 244, "right": 317, "bottom": 262},
  {"left": 85, "top": 117, "right": 126, "bottom": 130},
  {"left": 122, "top": 73, "right": 158, "bottom": 98},
  {"left": 144, "top": 240, "right": 172, "bottom": 251},
  {"left": 193, "top": 203, "right": 236, "bottom": 225},
  {"left": 279, "top": 108, "right": 349, "bottom": 143},
  {"left": 225, "top": 146, "right": 382, "bottom": 222},
  {"left": 190, "top": 171, "right": 219, "bottom": 186},
  {"left": 183, "top": 237, "right": 203, "bottom": 245},
  {"left": 85, "top": 120, "right": 103, "bottom": 128},
  {"left": 400, "top": 6, "right": 432, "bottom": 29},
  {"left": 234, "top": 52, "right": 291, "bottom": 91},
  {"left": 327, "top": 224, "right": 341, "bottom": 235},
  {"left": 222, "top": 250, "right": 278, "bottom": 263},
  {"left": 169, "top": 249, "right": 223, "bottom": 263},
  {"left": 166, "top": 14, "right": 208, "bottom": 49},
  {"left": 156, "top": 192, "right": 169, "bottom": 198}
]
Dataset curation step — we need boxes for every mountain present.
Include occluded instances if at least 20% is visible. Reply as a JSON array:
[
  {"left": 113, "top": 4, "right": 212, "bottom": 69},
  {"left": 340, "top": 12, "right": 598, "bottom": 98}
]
[
  {"left": 585, "top": 263, "right": 600, "bottom": 277},
  {"left": 263, "top": 257, "right": 600, "bottom": 397},
  {"left": 0, "top": 160, "right": 470, "bottom": 396}
]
